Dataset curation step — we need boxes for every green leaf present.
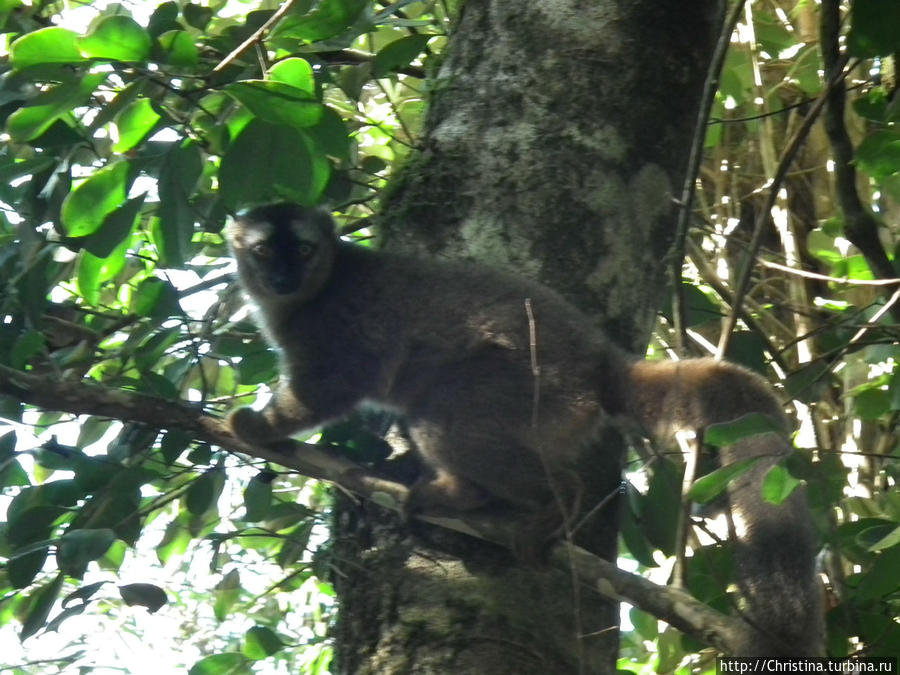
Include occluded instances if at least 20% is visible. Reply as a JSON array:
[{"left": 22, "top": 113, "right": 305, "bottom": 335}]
[
  {"left": 213, "top": 568, "right": 241, "bottom": 622},
  {"left": 688, "top": 456, "right": 760, "bottom": 504},
  {"left": 856, "top": 130, "right": 900, "bottom": 179},
  {"left": 119, "top": 583, "right": 168, "bottom": 612},
  {"left": 131, "top": 277, "right": 181, "bottom": 318},
  {"left": 219, "top": 120, "right": 330, "bottom": 209},
  {"left": 11, "top": 329, "right": 45, "bottom": 369},
  {"left": 867, "top": 525, "right": 900, "bottom": 552},
  {"left": 160, "top": 429, "right": 191, "bottom": 464},
  {"left": 114, "top": 99, "right": 161, "bottom": 152},
  {"left": 703, "top": 412, "right": 782, "bottom": 447},
  {"left": 6, "top": 72, "right": 108, "bottom": 142},
  {"left": 243, "top": 471, "right": 274, "bottom": 522},
  {"left": 183, "top": 3, "right": 213, "bottom": 30},
  {"left": 61, "top": 161, "right": 131, "bottom": 237},
  {"left": 269, "top": 57, "right": 315, "bottom": 95},
  {"left": 77, "top": 15, "right": 152, "bottom": 62},
  {"left": 856, "top": 545, "right": 900, "bottom": 601},
  {"left": 76, "top": 240, "right": 127, "bottom": 306},
  {"left": 306, "top": 106, "right": 351, "bottom": 162},
  {"left": 56, "top": 528, "right": 116, "bottom": 579},
  {"left": 158, "top": 30, "right": 198, "bottom": 66},
  {"left": 243, "top": 625, "right": 285, "bottom": 660},
  {"left": 10, "top": 27, "right": 84, "bottom": 69},
  {"left": 373, "top": 34, "right": 433, "bottom": 77},
  {"left": 20, "top": 574, "right": 64, "bottom": 640},
  {"left": 224, "top": 80, "right": 323, "bottom": 129},
  {"left": 761, "top": 464, "right": 801, "bottom": 504},
  {"left": 155, "top": 142, "right": 202, "bottom": 267},
  {"left": 852, "top": 387, "right": 891, "bottom": 420},
  {"left": 63, "top": 581, "right": 108, "bottom": 608},
  {"left": 275, "top": 0, "right": 369, "bottom": 42},
  {"left": 8, "top": 548, "right": 49, "bottom": 589},
  {"left": 848, "top": 0, "right": 900, "bottom": 58},
  {"left": 186, "top": 469, "right": 224, "bottom": 515},
  {"left": 235, "top": 348, "right": 278, "bottom": 385},
  {"left": 79, "top": 193, "right": 145, "bottom": 258},
  {"left": 188, "top": 653, "right": 249, "bottom": 675}
]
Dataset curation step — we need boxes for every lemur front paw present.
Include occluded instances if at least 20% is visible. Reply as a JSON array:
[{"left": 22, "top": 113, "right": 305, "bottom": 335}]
[{"left": 227, "top": 407, "right": 277, "bottom": 444}]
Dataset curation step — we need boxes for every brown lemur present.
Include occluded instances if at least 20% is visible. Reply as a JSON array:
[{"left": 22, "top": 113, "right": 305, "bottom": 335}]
[{"left": 225, "top": 203, "right": 823, "bottom": 657}]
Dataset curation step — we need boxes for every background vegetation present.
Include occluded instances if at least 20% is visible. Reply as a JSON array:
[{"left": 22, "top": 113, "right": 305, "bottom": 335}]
[{"left": 0, "top": 0, "right": 898, "bottom": 672}]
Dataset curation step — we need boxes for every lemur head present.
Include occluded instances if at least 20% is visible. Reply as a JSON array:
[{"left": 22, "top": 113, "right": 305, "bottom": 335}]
[{"left": 227, "top": 203, "right": 338, "bottom": 302}]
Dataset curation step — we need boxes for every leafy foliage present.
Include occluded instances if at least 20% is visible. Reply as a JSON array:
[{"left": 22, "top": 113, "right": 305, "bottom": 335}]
[
  {"left": 0, "top": 0, "right": 440, "bottom": 671},
  {"left": 0, "top": 0, "right": 897, "bottom": 672}
]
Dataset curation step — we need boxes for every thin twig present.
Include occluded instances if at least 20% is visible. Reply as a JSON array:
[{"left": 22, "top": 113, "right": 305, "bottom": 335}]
[
  {"left": 716, "top": 55, "right": 852, "bottom": 359},
  {"left": 759, "top": 259, "right": 900, "bottom": 286},
  {"left": 671, "top": 0, "right": 746, "bottom": 355},
  {"left": 211, "top": 0, "right": 299, "bottom": 76}
]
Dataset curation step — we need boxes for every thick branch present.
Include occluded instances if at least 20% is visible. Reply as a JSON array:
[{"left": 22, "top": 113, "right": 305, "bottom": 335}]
[
  {"left": 820, "top": 1, "right": 897, "bottom": 288},
  {"left": 0, "top": 364, "right": 746, "bottom": 654}
]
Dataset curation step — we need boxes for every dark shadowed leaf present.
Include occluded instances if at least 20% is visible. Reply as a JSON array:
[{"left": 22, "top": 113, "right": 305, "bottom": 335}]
[
  {"left": 56, "top": 528, "right": 116, "bottom": 578},
  {"left": 275, "top": 0, "right": 368, "bottom": 42},
  {"left": 703, "top": 413, "right": 782, "bottom": 447},
  {"left": 20, "top": 574, "right": 64, "bottom": 640},
  {"left": 373, "top": 34, "right": 433, "bottom": 77},
  {"left": 119, "top": 582, "right": 168, "bottom": 612},
  {"left": 243, "top": 625, "right": 285, "bottom": 659},
  {"left": 219, "top": 120, "right": 330, "bottom": 209}
]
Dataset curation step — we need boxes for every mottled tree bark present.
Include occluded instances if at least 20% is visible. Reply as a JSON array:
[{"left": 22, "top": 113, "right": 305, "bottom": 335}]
[{"left": 332, "top": 2, "right": 723, "bottom": 673}]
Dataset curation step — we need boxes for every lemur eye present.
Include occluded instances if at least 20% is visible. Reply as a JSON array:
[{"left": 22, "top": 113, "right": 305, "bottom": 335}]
[
  {"left": 251, "top": 242, "right": 271, "bottom": 258},
  {"left": 297, "top": 242, "right": 316, "bottom": 259}
]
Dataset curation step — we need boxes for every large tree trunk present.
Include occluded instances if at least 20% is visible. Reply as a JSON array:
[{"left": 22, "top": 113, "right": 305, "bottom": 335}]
[{"left": 332, "top": 2, "right": 723, "bottom": 672}]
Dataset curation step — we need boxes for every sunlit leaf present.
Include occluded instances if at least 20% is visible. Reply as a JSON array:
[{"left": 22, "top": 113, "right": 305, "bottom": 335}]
[
  {"left": 761, "top": 464, "right": 801, "bottom": 504},
  {"left": 77, "top": 16, "right": 152, "bottom": 62},
  {"left": 224, "top": 80, "right": 323, "bottom": 129},
  {"left": 188, "top": 653, "right": 249, "bottom": 675},
  {"left": 114, "top": 99, "right": 161, "bottom": 152},
  {"left": 61, "top": 161, "right": 131, "bottom": 237},
  {"left": 131, "top": 277, "right": 181, "bottom": 318},
  {"left": 158, "top": 30, "right": 198, "bottom": 66},
  {"left": 6, "top": 72, "right": 108, "bottom": 142},
  {"left": 76, "top": 240, "right": 127, "bottom": 306},
  {"left": 269, "top": 57, "right": 315, "bottom": 95},
  {"left": 688, "top": 456, "right": 760, "bottom": 504},
  {"left": 10, "top": 27, "right": 84, "bottom": 68},
  {"left": 77, "top": 194, "right": 145, "bottom": 258}
]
